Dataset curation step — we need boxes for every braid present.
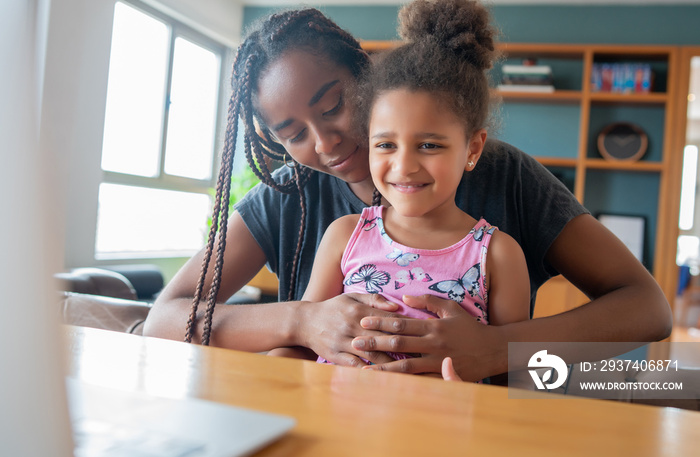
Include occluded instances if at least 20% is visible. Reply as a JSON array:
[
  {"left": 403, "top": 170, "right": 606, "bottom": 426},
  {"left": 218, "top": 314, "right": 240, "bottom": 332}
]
[
  {"left": 287, "top": 164, "right": 307, "bottom": 301},
  {"left": 269, "top": 9, "right": 369, "bottom": 77},
  {"left": 306, "top": 18, "right": 368, "bottom": 74},
  {"left": 269, "top": 9, "right": 318, "bottom": 42},
  {"left": 185, "top": 62, "right": 242, "bottom": 344},
  {"left": 244, "top": 107, "right": 296, "bottom": 193},
  {"left": 371, "top": 188, "right": 383, "bottom": 207},
  {"left": 186, "top": 7, "right": 366, "bottom": 344},
  {"left": 198, "top": 57, "right": 252, "bottom": 345},
  {"left": 258, "top": 128, "right": 287, "bottom": 162},
  {"left": 201, "top": 135, "right": 235, "bottom": 345}
]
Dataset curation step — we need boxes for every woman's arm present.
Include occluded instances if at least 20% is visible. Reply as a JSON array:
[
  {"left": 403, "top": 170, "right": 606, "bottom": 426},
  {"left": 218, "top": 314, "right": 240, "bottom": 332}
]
[
  {"left": 544, "top": 213, "right": 672, "bottom": 340},
  {"left": 267, "top": 215, "right": 358, "bottom": 361},
  {"left": 144, "top": 212, "right": 400, "bottom": 363},
  {"left": 352, "top": 214, "right": 672, "bottom": 381},
  {"left": 144, "top": 211, "right": 298, "bottom": 350}
]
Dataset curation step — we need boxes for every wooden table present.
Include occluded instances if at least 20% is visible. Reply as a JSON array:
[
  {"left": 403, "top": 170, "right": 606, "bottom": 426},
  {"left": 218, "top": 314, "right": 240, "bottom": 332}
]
[{"left": 65, "top": 326, "right": 700, "bottom": 457}]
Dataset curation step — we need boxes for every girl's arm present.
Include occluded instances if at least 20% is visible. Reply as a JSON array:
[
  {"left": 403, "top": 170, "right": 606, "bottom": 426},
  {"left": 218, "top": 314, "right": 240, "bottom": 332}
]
[
  {"left": 352, "top": 214, "right": 671, "bottom": 381},
  {"left": 485, "top": 230, "right": 530, "bottom": 326},
  {"left": 481, "top": 230, "right": 530, "bottom": 385},
  {"left": 144, "top": 212, "right": 399, "bottom": 364},
  {"left": 300, "top": 215, "right": 358, "bottom": 303}
]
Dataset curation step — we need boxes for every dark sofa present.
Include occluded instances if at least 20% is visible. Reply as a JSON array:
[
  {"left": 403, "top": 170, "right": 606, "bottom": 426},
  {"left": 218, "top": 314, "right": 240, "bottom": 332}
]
[{"left": 56, "top": 266, "right": 160, "bottom": 335}]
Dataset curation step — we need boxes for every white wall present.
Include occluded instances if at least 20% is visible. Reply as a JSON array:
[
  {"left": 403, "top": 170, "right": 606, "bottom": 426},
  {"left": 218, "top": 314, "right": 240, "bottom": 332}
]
[
  {"left": 41, "top": 0, "right": 243, "bottom": 280},
  {"left": 1, "top": 0, "right": 72, "bottom": 455}
]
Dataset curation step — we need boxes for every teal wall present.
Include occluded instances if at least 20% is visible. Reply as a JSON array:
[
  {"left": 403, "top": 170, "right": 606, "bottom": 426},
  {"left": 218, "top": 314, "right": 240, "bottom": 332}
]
[
  {"left": 242, "top": 6, "right": 399, "bottom": 41},
  {"left": 243, "top": 5, "right": 700, "bottom": 44}
]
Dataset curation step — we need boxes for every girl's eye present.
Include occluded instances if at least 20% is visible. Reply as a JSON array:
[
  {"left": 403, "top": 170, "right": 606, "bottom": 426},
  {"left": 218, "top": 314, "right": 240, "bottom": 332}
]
[
  {"left": 289, "top": 129, "right": 306, "bottom": 144},
  {"left": 374, "top": 142, "right": 395, "bottom": 149},
  {"left": 420, "top": 143, "right": 441, "bottom": 150},
  {"left": 323, "top": 94, "right": 344, "bottom": 117}
]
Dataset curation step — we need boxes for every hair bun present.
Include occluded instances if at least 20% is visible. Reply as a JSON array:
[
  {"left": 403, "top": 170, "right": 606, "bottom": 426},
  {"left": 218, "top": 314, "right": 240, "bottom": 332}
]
[{"left": 398, "top": 0, "right": 497, "bottom": 70}]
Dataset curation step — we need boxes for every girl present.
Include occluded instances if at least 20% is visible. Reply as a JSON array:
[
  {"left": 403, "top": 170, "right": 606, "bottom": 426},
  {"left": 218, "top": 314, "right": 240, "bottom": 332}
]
[
  {"left": 143, "top": 1, "right": 671, "bottom": 381},
  {"left": 270, "top": 0, "right": 530, "bottom": 368}
]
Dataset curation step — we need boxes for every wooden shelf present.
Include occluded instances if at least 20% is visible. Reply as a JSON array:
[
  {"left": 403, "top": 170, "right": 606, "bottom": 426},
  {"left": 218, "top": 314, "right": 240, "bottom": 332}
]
[
  {"left": 584, "top": 158, "right": 664, "bottom": 172},
  {"left": 538, "top": 158, "right": 667, "bottom": 177},
  {"left": 589, "top": 92, "right": 668, "bottom": 104},
  {"left": 591, "top": 45, "right": 677, "bottom": 59},
  {"left": 359, "top": 40, "right": 401, "bottom": 53},
  {"left": 535, "top": 157, "right": 578, "bottom": 167},
  {"left": 497, "top": 90, "right": 582, "bottom": 103},
  {"left": 498, "top": 43, "right": 586, "bottom": 59}
]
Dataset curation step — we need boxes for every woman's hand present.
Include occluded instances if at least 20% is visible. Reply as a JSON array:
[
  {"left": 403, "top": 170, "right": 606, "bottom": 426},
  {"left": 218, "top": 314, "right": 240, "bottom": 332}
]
[
  {"left": 352, "top": 294, "right": 505, "bottom": 382},
  {"left": 296, "top": 293, "right": 402, "bottom": 367}
]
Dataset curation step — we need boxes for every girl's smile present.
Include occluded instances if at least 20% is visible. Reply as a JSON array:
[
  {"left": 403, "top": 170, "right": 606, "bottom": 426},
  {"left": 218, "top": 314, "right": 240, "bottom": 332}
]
[{"left": 389, "top": 181, "right": 429, "bottom": 193}]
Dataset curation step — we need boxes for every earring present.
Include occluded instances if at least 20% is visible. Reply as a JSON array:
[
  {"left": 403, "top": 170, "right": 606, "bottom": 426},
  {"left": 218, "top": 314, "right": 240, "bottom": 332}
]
[
  {"left": 468, "top": 161, "right": 475, "bottom": 168},
  {"left": 284, "top": 152, "right": 297, "bottom": 169}
]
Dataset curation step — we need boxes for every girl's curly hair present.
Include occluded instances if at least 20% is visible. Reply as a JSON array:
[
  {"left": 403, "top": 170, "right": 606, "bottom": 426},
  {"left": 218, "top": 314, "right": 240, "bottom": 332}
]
[{"left": 354, "top": 0, "right": 500, "bottom": 142}]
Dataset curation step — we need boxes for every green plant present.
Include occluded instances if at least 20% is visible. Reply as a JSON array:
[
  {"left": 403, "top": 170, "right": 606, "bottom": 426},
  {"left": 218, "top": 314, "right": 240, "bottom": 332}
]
[
  {"left": 207, "top": 166, "right": 260, "bottom": 230},
  {"left": 229, "top": 165, "right": 260, "bottom": 207}
]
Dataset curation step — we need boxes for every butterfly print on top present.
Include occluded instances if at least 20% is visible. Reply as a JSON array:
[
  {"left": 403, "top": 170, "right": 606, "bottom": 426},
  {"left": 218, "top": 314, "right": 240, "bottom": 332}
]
[
  {"left": 428, "top": 264, "right": 482, "bottom": 304},
  {"left": 387, "top": 248, "right": 419, "bottom": 267},
  {"left": 473, "top": 224, "right": 496, "bottom": 242},
  {"left": 363, "top": 216, "right": 392, "bottom": 245},
  {"left": 343, "top": 264, "right": 391, "bottom": 294},
  {"left": 395, "top": 267, "right": 432, "bottom": 289},
  {"left": 362, "top": 217, "right": 379, "bottom": 231}
]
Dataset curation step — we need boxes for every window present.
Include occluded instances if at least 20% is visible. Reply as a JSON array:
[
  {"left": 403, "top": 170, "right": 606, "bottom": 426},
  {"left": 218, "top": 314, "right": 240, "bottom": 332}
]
[
  {"left": 96, "top": 0, "right": 226, "bottom": 258},
  {"left": 679, "top": 145, "right": 698, "bottom": 231}
]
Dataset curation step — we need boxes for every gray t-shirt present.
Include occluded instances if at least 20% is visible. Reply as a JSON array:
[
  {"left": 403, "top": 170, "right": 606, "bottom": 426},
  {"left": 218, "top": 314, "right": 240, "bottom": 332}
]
[{"left": 235, "top": 139, "right": 588, "bottom": 315}]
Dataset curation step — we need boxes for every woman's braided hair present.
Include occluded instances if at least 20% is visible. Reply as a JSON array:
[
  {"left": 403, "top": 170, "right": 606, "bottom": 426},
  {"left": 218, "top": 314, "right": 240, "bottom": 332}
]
[{"left": 185, "top": 8, "right": 370, "bottom": 345}]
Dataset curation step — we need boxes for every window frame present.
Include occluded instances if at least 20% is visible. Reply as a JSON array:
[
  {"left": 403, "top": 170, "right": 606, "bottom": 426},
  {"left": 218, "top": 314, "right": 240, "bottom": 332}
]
[{"left": 97, "top": 0, "right": 230, "bottom": 259}]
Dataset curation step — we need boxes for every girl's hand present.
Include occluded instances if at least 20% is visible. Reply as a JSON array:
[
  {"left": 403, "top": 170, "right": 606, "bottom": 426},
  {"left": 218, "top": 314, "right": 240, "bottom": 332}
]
[
  {"left": 352, "top": 294, "right": 504, "bottom": 382},
  {"left": 297, "top": 293, "right": 401, "bottom": 367},
  {"left": 441, "top": 357, "right": 462, "bottom": 381}
]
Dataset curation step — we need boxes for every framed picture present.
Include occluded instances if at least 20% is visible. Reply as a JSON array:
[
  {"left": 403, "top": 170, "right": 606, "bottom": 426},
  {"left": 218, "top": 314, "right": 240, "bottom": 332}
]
[{"left": 597, "top": 213, "right": 646, "bottom": 263}]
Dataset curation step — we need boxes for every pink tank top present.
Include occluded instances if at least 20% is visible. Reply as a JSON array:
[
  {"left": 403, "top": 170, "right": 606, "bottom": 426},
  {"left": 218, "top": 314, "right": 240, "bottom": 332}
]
[{"left": 342, "top": 205, "right": 496, "bottom": 324}]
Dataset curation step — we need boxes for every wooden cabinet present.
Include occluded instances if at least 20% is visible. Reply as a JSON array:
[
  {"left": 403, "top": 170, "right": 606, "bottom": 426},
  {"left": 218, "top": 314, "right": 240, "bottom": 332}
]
[
  {"left": 247, "top": 267, "right": 279, "bottom": 296},
  {"left": 496, "top": 44, "right": 680, "bottom": 314},
  {"left": 362, "top": 41, "right": 683, "bottom": 314},
  {"left": 534, "top": 276, "right": 589, "bottom": 318}
]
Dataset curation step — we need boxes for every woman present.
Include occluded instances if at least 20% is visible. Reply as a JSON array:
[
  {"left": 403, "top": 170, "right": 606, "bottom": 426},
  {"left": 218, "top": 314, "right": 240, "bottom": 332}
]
[{"left": 143, "top": 4, "right": 672, "bottom": 382}]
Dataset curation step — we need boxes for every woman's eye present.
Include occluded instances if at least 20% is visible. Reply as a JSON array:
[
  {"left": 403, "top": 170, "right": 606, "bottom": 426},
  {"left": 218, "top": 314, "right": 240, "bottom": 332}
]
[
  {"left": 323, "top": 95, "right": 344, "bottom": 116},
  {"left": 289, "top": 130, "right": 306, "bottom": 144}
]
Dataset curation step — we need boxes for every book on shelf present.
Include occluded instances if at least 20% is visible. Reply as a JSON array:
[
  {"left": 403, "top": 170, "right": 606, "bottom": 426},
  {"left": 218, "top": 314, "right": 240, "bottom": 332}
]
[
  {"left": 502, "top": 74, "right": 553, "bottom": 85},
  {"left": 591, "top": 63, "right": 652, "bottom": 94},
  {"left": 497, "top": 84, "right": 555, "bottom": 93},
  {"left": 501, "top": 63, "right": 553, "bottom": 88},
  {"left": 502, "top": 64, "right": 552, "bottom": 75}
]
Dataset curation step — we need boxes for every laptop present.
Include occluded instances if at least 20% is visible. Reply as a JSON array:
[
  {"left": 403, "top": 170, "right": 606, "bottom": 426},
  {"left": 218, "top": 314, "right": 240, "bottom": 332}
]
[{"left": 68, "top": 378, "right": 295, "bottom": 457}]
